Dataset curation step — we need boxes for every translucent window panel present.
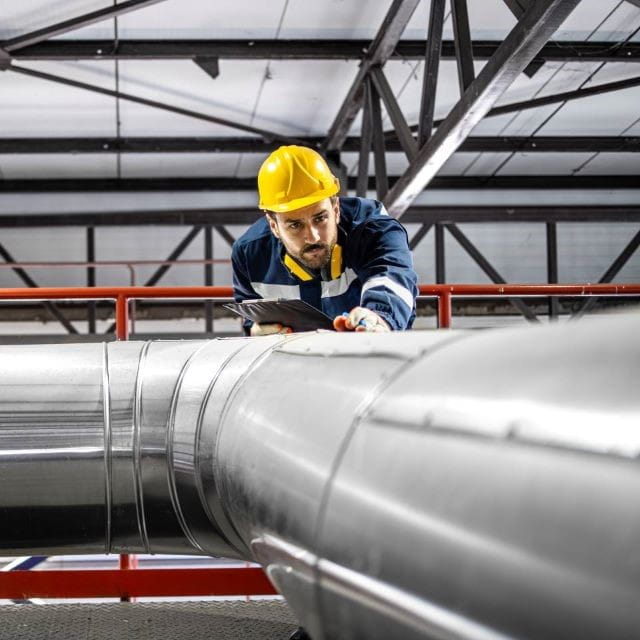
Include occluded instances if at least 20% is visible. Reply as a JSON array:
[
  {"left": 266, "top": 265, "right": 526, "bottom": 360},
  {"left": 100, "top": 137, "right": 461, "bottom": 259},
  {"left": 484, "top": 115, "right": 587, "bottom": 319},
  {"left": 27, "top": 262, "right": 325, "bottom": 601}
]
[
  {"left": 119, "top": 153, "right": 247, "bottom": 179},
  {"left": 0, "top": 154, "right": 117, "bottom": 179},
  {"left": 0, "top": 227, "right": 86, "bottom": 287},
  {"left": 558, "top": 223, "right": 640, "bottom": 283},
  {"left": 0, "top": 61, "right": 117, "bottom": 137},
  {"left": 0, "top": 0, "right": 108, "bottom": 39},
  {"left": 443, "top": 223, "right": 547, "bottom": 284}
]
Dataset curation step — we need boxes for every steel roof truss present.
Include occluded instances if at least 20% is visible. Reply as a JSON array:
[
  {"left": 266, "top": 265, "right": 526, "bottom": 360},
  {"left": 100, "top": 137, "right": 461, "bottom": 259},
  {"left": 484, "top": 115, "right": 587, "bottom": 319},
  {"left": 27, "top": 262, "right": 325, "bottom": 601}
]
[
  {"left": 323, "top": 0, "right": 421, "bottom": 151},
  {"left": 384, "top": 0, "right": 583, "bottom": 218},
  {"left": 418, "top": 0, "right": 446, "bottom": 147}
]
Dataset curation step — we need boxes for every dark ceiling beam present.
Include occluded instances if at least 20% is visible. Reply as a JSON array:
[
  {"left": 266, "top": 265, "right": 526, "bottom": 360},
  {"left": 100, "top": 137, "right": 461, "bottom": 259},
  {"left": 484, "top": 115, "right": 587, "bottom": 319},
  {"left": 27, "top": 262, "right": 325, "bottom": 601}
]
[
  {"left": 1, "top": 175, "right": 638, "bottom": 193},
  {"left": 6, "top": 65, "right": 304, "bottom": 145},
  {"left": 322, "top": 0, "right": 421, "bottom": 152},
  {"left": 7, "top": 40, "right": 640, "bottom": 63},
  {"left": 0, "top": 0, "right": 167, "bottom": 53},
  {"left": 2, "top": 136, "right": 639, "bottom": 154},
  {"left": 1, "top": 206, "right": 640, "bottom": 228},
  {"left": 384, "top": 0, "right": 583, "bottom": 218}
]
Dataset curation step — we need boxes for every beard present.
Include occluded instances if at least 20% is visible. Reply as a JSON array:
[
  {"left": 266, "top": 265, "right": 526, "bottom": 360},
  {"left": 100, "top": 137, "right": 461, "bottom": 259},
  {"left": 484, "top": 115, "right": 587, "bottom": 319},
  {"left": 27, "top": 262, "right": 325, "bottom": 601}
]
[{"left": 297, "top": 242, "right": 332, "bottom": 270}]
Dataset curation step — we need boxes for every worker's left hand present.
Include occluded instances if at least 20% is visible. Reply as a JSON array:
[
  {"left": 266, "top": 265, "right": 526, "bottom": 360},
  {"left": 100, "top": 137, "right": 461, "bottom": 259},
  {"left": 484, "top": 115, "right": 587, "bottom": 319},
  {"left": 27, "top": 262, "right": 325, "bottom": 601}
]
[{"left": 333, "top": 307, "right": 390, "bottom": 333}]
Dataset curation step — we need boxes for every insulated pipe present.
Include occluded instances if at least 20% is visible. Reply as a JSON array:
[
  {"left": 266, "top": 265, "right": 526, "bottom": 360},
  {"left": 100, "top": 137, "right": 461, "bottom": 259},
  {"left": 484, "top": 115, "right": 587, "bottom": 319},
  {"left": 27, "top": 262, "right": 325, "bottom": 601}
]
[{"left": 1, "top": 315, "right": 640, "bottom": 639}]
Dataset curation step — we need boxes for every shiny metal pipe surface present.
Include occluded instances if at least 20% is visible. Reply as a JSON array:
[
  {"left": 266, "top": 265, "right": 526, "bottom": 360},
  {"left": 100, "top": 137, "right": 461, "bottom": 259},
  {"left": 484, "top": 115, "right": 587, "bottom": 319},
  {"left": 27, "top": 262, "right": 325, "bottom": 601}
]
[{"left": 1, "top": 314, "right": 639, "bottom": 639}]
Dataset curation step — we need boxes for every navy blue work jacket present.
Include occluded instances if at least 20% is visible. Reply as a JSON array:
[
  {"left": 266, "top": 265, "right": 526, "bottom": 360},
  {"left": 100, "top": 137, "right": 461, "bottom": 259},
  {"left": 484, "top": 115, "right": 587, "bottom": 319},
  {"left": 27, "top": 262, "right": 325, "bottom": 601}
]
[{"left": 231, "top": 197, "right": 418, "bottom": 332}]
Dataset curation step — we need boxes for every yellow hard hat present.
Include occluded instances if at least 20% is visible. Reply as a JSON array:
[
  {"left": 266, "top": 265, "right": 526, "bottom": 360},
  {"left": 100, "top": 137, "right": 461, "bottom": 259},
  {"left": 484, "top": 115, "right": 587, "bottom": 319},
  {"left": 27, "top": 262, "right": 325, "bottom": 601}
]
[{"left": 258, "top": 145, "right": 340, "bottom": 213}]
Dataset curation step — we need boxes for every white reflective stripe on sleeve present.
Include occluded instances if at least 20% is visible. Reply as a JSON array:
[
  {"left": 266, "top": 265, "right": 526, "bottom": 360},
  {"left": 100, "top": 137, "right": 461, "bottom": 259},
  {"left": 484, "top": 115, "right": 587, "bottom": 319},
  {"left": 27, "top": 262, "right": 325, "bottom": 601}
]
[
  {"left": 321, "top": 268, "right": 358, "bottom": 299},
  {"left": 251, "top": 282, "right": 301, "bottom": 300},
  {"left": 361, "top": 276, "right": 414, "bottom": 310}
]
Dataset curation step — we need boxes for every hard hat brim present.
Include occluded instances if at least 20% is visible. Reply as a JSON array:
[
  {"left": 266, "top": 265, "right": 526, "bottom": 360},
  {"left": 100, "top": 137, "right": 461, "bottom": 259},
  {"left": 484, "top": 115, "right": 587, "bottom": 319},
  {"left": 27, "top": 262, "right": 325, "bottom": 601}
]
[{"left": 260, "top": 181, "right": 340, "bottom": 213}]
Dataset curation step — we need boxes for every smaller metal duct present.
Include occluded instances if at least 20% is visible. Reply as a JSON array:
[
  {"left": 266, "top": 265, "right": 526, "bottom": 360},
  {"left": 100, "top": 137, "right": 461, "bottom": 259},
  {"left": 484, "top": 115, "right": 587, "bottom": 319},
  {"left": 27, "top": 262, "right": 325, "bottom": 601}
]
[{"left": 1, "top": 313, "right": 640, "bottom": 639}]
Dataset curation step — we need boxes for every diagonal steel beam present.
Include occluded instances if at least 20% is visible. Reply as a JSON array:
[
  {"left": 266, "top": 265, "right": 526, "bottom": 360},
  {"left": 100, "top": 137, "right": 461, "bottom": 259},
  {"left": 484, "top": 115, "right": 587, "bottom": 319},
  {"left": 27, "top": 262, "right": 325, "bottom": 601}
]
[
  {"left": 105, "top": 226, "right": 203, "bottom": 334},
  {"left": 572, "top": 228, "right": 640, "bottom": 319},
  {"left": 0, "top": 241, "right": 77, "bottom": 334},
  {"left": 418, "top": 0, "right": 446, "bottom": 146},
  {"left": 446, "top": 224, "right": 539, "bottom": 322},
  {"left": 451, "top": 0, "right": 476, "bottom": 94},
  {"left": 409, "top": 223, "right": 433, "bottom": 251},
  {"left": 384, "top": 0, "right": 583, "bottom": 218},
  {"left": 322, "top": 0, "right": 421, "bottom": 152},
  {"left": 356, "top": 80, "right": 373, "bottom": 198},
  {"left": 214, "top": 225, "right": 236, "bottom": 248},
  {"left": 5, "top": 65, "right": 305, "bottom": 144},
  {"left": 1, "top": 0, "right": 167, "bottom": 53},
  {"left": 369, "top": 66, "right": 417, "bottom": 160},
  {"left": 368, "top": 78, "right": 389, "bottom": 200}
]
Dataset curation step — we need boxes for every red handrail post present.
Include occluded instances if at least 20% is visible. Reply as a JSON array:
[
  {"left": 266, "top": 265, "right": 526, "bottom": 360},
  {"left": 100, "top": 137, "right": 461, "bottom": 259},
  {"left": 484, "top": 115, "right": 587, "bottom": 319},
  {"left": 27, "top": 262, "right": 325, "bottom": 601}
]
[
  {"left": 116, "top": 295, "right": 133, "bottom": 597},
  {"left": 115, "top": 294, "right": 129, "bottom": 340},
  {"left": 437, "top": 290, "right": 452, "bottom": 329}
]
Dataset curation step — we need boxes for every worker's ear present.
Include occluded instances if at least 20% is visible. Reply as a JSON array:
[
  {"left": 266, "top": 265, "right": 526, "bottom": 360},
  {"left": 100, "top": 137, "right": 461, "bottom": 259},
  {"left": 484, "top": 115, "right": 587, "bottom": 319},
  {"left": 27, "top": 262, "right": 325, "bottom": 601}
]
[{"left": 266, "top": 213, "right": 280, "bottom": 239}]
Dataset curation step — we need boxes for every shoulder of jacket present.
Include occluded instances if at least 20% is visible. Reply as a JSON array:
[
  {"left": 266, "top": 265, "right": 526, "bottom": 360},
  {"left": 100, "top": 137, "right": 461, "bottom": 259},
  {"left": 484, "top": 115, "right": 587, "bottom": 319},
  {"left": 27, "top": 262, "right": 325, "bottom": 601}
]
[
  {"left": 233, "top": 217, "right": 273, "bottom": 254},
  {"left": 340, "top": 197, "right": 390, "bottom": 226}
]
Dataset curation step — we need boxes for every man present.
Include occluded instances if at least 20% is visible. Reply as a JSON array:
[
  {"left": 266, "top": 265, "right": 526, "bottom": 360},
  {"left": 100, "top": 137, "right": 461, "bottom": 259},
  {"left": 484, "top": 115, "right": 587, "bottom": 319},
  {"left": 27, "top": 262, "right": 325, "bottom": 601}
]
[{"left": 232, "top": 145, "right": 418, "bottom": 335}]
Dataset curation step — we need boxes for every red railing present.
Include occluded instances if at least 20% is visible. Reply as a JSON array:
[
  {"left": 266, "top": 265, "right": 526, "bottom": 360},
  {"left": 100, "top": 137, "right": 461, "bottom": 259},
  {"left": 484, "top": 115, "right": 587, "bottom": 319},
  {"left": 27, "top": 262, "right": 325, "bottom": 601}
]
[
  {"left": 1, "top": 281, "right": 640, "bottom": 600},
  {"left": 1, "top": 283, "right": 639, "bottom": 334}
]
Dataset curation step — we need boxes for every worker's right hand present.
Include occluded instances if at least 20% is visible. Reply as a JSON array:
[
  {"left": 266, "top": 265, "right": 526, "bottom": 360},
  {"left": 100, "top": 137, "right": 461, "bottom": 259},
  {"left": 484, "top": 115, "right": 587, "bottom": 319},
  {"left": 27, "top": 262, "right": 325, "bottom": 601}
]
[{"left": 250, "top": 323, "right": 293, "bottom": 337}]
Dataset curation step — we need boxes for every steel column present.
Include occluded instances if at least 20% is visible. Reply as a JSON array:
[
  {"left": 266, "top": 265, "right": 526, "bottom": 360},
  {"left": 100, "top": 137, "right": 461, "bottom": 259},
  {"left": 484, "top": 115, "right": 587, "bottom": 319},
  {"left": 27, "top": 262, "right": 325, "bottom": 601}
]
[
  {"left": 204, "top": 224, "right": 214, "bottom": 334},
  {"left": 87, "top": 227, "right": 97, "bottom": 334},
  {"left": 435, "top": 223, "right": 446, "bottom": 284}
]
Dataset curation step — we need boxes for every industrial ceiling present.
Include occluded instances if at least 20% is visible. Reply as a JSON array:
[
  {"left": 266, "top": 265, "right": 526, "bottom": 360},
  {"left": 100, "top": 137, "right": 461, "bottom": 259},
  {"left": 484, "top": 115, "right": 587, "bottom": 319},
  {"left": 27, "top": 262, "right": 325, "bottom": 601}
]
[{"left": 0, "top": 0, "right": 639, "bottom": 330}]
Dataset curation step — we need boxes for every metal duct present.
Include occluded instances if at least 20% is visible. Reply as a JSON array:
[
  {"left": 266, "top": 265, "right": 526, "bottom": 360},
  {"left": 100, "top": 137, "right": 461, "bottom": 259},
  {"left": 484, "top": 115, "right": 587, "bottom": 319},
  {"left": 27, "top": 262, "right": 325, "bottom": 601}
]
[{"left": 1, "top": 314, "right": 640, "bottom": 639}]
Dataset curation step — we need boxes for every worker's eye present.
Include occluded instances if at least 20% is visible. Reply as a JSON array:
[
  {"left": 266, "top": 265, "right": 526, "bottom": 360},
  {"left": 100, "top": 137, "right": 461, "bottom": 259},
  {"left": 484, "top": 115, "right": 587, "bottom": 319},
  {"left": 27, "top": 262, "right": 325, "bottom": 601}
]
[
  {"left": 314, "top": 215, "right": 328, "bottom": 224},
  {"left": 288, "top": 221, "right": 302, "bottom": 230}
]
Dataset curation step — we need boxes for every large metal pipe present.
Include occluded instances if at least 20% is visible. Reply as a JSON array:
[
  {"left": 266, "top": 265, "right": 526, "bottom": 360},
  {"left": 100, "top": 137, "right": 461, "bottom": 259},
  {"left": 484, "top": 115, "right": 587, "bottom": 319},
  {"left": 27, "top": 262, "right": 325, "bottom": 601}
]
[{"left": 1, "top": 315, "right": 639, "bottom": 639}]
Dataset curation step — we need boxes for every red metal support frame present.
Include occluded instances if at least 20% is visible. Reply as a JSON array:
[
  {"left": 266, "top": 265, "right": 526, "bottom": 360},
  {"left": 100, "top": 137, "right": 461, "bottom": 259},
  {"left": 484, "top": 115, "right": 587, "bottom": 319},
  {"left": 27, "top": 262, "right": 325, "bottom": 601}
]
[
  {"left": 437, "top": 289, "right": 452, "bottom": 328},
  {"left": 0, "top": 567, "right": 277, "bottom": 600}
]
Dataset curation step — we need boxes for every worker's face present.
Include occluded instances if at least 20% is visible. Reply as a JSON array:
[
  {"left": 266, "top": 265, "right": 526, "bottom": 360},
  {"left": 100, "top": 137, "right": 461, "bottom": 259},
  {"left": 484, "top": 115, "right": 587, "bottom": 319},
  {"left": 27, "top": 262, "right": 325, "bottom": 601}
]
[{"left": 267, "top": 198, "right": 340, "bottom": 270}]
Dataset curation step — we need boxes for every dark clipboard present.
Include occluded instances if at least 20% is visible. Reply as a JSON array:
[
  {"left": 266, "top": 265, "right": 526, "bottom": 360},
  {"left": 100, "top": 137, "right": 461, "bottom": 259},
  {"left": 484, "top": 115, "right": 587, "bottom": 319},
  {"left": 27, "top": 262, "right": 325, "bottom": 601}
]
[{"left": 224, "top": 299, "right": 335, "bottom": 332}]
